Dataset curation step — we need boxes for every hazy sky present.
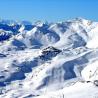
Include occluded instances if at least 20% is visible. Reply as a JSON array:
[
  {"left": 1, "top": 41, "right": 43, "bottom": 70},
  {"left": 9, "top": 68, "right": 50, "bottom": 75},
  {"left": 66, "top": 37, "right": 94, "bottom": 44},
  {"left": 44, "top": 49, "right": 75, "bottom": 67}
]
[{"left": 0, "top": 0, "right": 98, "bottom": 22}]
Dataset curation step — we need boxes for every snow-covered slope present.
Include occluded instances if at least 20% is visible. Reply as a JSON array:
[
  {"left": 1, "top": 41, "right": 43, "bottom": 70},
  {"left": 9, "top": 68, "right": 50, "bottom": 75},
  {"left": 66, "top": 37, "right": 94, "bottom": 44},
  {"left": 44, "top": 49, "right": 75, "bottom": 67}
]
[{"left": 0, "top": 18, "right": 98, "bottom": 98}]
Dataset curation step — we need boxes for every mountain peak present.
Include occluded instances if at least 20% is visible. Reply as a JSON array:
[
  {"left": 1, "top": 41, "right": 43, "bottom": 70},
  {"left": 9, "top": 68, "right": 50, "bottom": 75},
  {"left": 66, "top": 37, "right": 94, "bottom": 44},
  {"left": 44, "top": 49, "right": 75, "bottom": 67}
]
[{"left": 0, "top": 18, "right": 98, "bottom": 98}]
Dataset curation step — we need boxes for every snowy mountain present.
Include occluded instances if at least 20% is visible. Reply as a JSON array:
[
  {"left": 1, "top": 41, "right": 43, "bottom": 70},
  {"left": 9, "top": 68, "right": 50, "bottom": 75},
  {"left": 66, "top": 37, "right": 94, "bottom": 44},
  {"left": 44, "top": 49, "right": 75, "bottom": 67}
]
[{"left": 0, "top": 18, "right": 98, "bottom": 98}]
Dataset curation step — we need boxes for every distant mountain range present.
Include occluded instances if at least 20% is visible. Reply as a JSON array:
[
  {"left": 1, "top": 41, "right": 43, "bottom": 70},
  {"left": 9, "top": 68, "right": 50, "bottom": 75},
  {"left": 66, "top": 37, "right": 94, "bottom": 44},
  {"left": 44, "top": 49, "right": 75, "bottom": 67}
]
[{"left": 0, "top": 18, "right": 98, "bottom": 98}]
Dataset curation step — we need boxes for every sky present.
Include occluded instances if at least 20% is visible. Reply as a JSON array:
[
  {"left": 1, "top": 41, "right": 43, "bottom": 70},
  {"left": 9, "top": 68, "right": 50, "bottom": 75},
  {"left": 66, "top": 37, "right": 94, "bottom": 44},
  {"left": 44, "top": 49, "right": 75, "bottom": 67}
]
[{"left": 0, "top": 0, "right": 98, "bottom": 22}]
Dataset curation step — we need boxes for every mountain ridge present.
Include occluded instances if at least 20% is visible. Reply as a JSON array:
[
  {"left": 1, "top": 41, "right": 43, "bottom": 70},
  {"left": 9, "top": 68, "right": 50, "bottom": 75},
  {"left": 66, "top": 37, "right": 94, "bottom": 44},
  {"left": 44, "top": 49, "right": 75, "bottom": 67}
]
[{"left": 0, "top": 18, "right": 98, "bottom": 98}]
